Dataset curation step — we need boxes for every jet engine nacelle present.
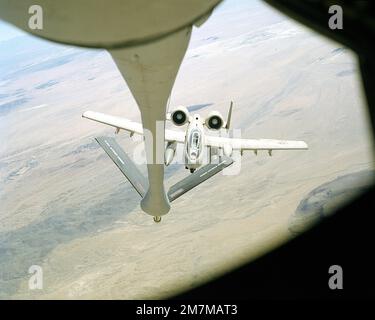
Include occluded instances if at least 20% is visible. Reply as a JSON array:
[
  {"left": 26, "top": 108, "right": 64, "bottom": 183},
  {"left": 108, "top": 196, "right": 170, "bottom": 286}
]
[
  {"left": 171, "top": 106, "right": 189, "bottom": 126},
  {"left": 205, "top": 111, "right": 225, "bottom": 130}
]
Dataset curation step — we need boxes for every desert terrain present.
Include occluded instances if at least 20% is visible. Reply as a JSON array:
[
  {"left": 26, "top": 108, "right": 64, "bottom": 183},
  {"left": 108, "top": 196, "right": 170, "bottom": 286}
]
[{"left": 0, "top": 0, "right": 373, "bottom": 299}]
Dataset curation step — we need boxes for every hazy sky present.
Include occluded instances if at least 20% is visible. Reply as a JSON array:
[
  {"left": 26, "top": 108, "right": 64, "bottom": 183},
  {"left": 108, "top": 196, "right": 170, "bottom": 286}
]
[{"left": 0, "top": 21, "right": 24, "bottom": 42}]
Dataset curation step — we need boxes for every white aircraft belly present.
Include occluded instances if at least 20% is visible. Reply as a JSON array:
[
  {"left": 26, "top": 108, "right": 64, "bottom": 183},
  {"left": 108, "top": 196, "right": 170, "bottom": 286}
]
[{"left": 0, "top": 0, "right": 222, "bottom": 48}]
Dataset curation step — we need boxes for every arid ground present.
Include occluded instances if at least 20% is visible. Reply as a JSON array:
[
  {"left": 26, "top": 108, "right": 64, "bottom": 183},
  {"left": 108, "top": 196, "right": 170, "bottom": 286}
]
[{"left": 0, "top": 0, "right": 373, "bottom": 299}]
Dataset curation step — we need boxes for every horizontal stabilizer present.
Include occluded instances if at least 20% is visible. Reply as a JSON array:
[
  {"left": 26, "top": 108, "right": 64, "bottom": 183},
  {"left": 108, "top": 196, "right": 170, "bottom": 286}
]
[
  {"left": 95, "top": 136, "right": 148, "bottom": 198},
  {"left": 168, "top": 156, "right": 234, "bottom": 202}
]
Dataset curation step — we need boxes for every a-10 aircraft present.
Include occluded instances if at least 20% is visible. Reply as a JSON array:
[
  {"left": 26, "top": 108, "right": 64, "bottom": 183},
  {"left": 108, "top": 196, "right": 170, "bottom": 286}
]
[
  {"left": 83, "top": 102, "right": 307, "bottom": 222},
  {"left": 0, "top": 0, "right": 309, "bottom": 224}
]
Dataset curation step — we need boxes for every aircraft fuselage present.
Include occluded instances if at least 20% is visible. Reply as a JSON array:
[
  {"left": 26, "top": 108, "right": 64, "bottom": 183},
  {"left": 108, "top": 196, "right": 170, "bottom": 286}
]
[{"left": 184, "top": 114, "right": 205, "bottom": 171}]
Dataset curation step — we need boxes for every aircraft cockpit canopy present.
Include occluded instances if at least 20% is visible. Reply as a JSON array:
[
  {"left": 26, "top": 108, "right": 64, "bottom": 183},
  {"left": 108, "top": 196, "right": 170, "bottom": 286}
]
[{"left": 188, "top": 129, "right": 202, "bottom": 160}]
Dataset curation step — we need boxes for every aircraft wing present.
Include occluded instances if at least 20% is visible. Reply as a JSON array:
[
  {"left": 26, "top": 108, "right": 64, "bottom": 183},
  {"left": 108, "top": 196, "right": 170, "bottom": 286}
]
[
  {"left": 205, "top": 135, "right": 308, "bottom": 152},
  {"left": 95, "top": 136, "right": 149, "bottom": 198},
  {"left": 168, "top": 156, "right": 234, "bottom": 202},
  {"left": 83, "top": 111, "right": 186, "bottom": 143},
  {"left": 0, "top": 0, "right": 222, "bottom": 218}
]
